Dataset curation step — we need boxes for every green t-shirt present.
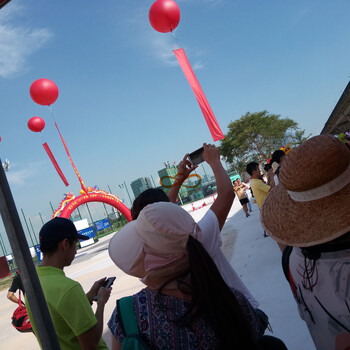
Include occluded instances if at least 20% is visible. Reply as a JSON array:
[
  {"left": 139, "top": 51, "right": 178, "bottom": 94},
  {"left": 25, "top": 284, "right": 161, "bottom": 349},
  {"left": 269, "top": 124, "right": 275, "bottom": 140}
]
[{"left": 26, "top": 266, "right": 108, "bottom": 350}]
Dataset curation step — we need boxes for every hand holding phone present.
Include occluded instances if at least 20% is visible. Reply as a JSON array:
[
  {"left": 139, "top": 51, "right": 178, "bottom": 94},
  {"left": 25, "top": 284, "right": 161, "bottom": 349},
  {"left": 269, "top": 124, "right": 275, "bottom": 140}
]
[
  {"left": 93, "top": 277, "right": 116, "bottom": 301},
  {"left": 188, "top": 147, "right": 205, "bottom": 167}
]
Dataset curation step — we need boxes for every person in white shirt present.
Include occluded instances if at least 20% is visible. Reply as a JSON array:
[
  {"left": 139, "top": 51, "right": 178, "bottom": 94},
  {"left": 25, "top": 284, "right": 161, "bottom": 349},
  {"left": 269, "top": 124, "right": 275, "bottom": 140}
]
[{"left": 261, "top": 135, "right": 350, "bottom": 350}]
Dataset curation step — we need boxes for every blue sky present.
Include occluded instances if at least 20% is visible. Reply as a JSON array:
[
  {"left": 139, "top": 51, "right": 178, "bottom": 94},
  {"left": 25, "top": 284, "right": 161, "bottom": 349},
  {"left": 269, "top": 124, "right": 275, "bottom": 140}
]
[{"left": 1, "top": 0, "right": 350, "bottom": 253}]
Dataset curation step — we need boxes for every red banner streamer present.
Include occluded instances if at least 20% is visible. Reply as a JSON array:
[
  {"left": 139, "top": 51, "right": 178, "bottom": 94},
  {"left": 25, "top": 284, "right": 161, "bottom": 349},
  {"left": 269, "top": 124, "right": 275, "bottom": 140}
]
[
  {"left": 173, "top": 48, "right": 224, "bottom": 142},
  {"left": 42, "top": 142, "right": 69, "bottom": 186},
  {"left": 53, "top": 121, "right": 88, "bottom": 193}
]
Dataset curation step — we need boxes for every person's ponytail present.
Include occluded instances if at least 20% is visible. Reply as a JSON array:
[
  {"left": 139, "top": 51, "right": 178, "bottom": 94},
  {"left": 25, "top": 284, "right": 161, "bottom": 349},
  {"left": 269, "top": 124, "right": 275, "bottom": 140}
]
[{"left": 182, "top": 236, "right": 260, "bottom": 349}]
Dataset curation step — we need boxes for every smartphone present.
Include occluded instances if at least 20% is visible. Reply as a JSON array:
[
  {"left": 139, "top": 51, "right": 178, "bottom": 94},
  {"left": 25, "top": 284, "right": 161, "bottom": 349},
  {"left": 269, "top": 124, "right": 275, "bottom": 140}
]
[
  {"left": 93, "top": 277, "right": 116, "bottom": 301},
  {"left": 188, "top": 147, "right": 205, "bottom": 166}
]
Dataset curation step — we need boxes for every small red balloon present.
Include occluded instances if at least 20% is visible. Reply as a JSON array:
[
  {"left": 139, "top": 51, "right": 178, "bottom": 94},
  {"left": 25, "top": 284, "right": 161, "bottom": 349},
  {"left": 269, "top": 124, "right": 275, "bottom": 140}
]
[
  {"left": 149, "top": 0, "right": 180, "bottom": 33},
  {"left": 28, "top": 117, "right": 45, "bottom": 132},
  {"left": 30, "top": 79, "right": 59, "bottom": 106}
]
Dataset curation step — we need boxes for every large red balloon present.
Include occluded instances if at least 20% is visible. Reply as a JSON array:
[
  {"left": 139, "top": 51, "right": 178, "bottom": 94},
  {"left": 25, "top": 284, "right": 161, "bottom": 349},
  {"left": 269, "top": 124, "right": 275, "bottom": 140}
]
[
  {"left": 28, "top": 117, "right": 45, "bottom": 132},
  {"left": 149, "top": 0, "right": 180, "bottom": 33},
  {"left": 30, "top": 79, "right": 59, "bottom": 106}
]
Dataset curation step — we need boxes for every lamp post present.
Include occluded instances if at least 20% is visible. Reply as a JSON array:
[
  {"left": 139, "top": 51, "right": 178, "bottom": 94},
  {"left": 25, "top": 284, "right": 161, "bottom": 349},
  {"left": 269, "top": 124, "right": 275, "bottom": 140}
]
[
  {"left": 28, "top": 218, "right": 38, "bottom": 245},
  {"left": 39, "top": 212, "right": 44, "bottom": 225},
  {"left": 201, "top": 163, "right": 209, "bottom": 183},
  {"left": 102, "top": 203, "right": 109, "bottom": 218},
  {"left": 21, "top": 209, "right": 35, "bottom": 247},
  {"left": 76, "top": 207, "right": 82, "bottom": 220},
  {"left": 85, "top": 203, "right": 95, "bottom": 228},
  {"left": 119, "top": 183, "right": 132, "bottom": 207},
  {"left": 49, "top": 201, "right": 55, "bottom": 214},
  {"left": 0, "top": 232, "right": 7, "bottom": 255},
  {"left": 123, "top": 181, "right": 132, "bottom": 205}
]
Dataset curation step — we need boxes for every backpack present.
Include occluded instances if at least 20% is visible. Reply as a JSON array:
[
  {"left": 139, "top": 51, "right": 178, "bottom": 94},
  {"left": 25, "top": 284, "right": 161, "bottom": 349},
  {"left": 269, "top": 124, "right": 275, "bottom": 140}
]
[
  {"left": 117, "top": 296, "right": 150, "bottom": 350},
  {"left": 11, "top": 290, "right": 32, "bottom": 332}
]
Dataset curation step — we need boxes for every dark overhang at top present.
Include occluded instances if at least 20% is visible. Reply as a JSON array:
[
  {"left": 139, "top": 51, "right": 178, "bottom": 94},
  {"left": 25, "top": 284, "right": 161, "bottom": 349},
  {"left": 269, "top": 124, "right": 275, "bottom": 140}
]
[
  {"left": 0, "top": 0, "right": 12, "bottom": 9},
  {"left": 321, "top": 81, "right": 350, "bottom": 135}
]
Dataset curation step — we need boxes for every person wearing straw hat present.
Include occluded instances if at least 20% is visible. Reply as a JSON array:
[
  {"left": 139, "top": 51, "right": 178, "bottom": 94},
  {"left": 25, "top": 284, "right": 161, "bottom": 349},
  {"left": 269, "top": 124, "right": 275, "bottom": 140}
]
[
  {"left": 108, "top": 201, "right": 288, "bottom": 350},
  {"left": 261, "top": 135, "right": 350, "bottom": 350}
]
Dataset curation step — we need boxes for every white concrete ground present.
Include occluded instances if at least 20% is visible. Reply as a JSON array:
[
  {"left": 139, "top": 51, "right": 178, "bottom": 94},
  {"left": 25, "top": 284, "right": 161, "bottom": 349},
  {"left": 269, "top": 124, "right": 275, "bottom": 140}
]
[{"left": 0, "top": 196, "right": 316, "bottom": 349}]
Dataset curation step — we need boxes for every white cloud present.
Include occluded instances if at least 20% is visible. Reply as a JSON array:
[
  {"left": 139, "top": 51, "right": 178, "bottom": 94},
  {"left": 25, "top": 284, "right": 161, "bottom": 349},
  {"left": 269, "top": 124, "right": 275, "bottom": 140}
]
[
  {"left": 192, "top": 61, "right": 204, "bottom": 70},
  {"left": 6, "top": 161, "right": 45, "bottom": 186},
  {"left": 0, "top": 2, "right": 53, "bottom": 78},
  {"left": 148, "top": 33, "right": 179, "bottom": 66},
  {"left": 146, "top": 32, "right": 206, "bottom": 71},
  {"left": 7, "top": 168, "right": 34, "bottom": 185}
]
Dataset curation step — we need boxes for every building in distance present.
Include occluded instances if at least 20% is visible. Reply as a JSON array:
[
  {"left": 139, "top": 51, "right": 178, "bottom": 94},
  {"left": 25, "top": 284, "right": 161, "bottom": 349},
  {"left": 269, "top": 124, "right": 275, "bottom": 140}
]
[{"left": 130, "top": 177, "right": 153, "bottom": 198}]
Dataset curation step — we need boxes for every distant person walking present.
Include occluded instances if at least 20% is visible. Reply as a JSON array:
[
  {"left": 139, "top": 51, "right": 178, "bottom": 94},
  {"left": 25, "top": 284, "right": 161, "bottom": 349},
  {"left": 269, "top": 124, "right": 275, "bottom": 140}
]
[
  {"left": 270, "top": 150, "right": 286, "bottom": 187},
  {"left": 246, "top": 162, "right": 270, "bottom": 209},
  {"left": 233, "top": 179, "right": 250, "bottom": 217},
  {"left": 8, "top": 270, "right": 34, "bottom": 333},
  {"left": 7, "top": 270, "right": 25, "bottom": 304}
]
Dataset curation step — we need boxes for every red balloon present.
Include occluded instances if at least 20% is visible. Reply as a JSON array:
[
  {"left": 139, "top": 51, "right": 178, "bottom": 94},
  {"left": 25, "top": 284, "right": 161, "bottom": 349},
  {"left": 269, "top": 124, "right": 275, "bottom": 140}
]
[
  {"left": 28, "top": 117, "right": 45, "bottom": 132},
  {"left": 149, "top": 0, "right": 180, "bottom": 33},
  {"left": 30, "top": 79, "right": 59, "bottom": 106}
]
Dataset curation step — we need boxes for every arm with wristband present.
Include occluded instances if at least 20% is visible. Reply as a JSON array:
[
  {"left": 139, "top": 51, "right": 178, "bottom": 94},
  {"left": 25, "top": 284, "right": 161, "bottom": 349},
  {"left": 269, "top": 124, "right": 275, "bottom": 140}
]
[{"left": 167, "top": 154, "right": 197, "bottom": 203}]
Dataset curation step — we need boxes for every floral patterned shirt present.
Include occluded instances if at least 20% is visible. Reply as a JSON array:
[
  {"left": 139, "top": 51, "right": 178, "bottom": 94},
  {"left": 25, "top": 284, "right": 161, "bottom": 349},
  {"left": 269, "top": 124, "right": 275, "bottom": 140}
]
[{"left": 108, "top": 288, "right": 262, "bottom": 349}]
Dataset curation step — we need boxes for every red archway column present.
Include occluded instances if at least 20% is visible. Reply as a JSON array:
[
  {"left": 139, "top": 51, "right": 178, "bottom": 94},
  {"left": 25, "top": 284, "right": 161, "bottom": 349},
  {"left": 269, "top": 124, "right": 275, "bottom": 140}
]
[{"left": 58, "top": 193, "right": 132, "bottom": 222}]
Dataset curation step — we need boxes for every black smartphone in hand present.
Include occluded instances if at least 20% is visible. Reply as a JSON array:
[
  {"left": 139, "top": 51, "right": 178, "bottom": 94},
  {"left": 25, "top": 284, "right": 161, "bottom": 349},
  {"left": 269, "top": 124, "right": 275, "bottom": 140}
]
[
  {"left": 93, "top": 277, "right": 116, "bottom": 301},
  {"left": 188, "top": 147, "right": 205, "bottom": 166}
]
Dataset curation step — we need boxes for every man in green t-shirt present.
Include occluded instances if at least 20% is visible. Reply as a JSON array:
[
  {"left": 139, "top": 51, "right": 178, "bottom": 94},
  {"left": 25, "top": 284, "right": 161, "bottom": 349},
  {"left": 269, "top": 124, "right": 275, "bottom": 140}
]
[{"left": 26, "top": 217, "right": 111, "bottom": 350}]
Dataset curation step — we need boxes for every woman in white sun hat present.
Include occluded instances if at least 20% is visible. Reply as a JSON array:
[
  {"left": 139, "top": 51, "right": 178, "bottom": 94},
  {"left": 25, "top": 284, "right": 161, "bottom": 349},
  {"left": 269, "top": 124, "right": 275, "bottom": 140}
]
[
  {"left": 108, "top": 201, "right": 288, "bottom": 350},
  {"left": 261, "top": 134, "right": 350, "bottom": 350}
]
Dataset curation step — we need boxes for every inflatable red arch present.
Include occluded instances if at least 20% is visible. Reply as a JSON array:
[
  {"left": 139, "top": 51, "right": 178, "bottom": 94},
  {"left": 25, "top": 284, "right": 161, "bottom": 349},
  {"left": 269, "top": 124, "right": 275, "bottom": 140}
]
[{"left": 55, "top": 191, "right": 132, "bottom": 222}]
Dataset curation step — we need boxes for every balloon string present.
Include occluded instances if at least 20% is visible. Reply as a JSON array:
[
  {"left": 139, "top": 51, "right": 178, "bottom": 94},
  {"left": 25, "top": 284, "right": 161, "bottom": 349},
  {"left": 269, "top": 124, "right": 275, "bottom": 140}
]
[
  {"left": 47, "top": 105, "right": 88, "bottom": 193},
  {"left": 40, "top": 131, "right": 45, "bottom": 144},
  {"left": 171, "top": 30, "right": 182, "bottom": 50}
]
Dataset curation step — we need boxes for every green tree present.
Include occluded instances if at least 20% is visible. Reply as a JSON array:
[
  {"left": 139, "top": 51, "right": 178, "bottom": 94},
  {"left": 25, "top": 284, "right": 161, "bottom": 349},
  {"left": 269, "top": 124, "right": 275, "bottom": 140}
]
[
  {"left": 289, "top": 129, "right": 312, "bottom": 146},
  {"left": 220, "top": 111, "right": 298, "bottom": 165}
]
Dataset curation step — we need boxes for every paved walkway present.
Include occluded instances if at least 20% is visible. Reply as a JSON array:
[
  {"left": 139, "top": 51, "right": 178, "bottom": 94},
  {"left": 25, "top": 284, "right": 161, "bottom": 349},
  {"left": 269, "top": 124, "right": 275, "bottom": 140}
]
[{"left": 0, "top": 197, "right": 315, "bottom": 349}]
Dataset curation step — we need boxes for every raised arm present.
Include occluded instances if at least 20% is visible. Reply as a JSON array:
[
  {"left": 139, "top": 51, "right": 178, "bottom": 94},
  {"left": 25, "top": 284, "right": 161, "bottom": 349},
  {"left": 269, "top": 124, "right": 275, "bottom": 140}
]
[
  {"left": 168, "top": 154, "right": 197, "bottom": 203},
  {"left": 203, "top": 143, "right": 235, "bottom": 230}
]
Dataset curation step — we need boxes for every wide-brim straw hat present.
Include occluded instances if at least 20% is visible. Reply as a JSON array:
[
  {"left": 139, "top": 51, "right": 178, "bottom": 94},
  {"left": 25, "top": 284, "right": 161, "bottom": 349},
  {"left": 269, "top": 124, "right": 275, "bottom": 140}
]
[
  {"left": 108, "top": 202, "right": 201, "bottom": 288},
  {"left": 261, "top": 135, "right": 350, "bottom": 247}
]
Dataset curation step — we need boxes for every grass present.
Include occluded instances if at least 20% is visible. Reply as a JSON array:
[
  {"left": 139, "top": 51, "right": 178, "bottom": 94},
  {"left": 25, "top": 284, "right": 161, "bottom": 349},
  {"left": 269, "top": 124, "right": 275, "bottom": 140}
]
[{"left": 0, "top": 274, "right": 14, "bottom": 292}]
